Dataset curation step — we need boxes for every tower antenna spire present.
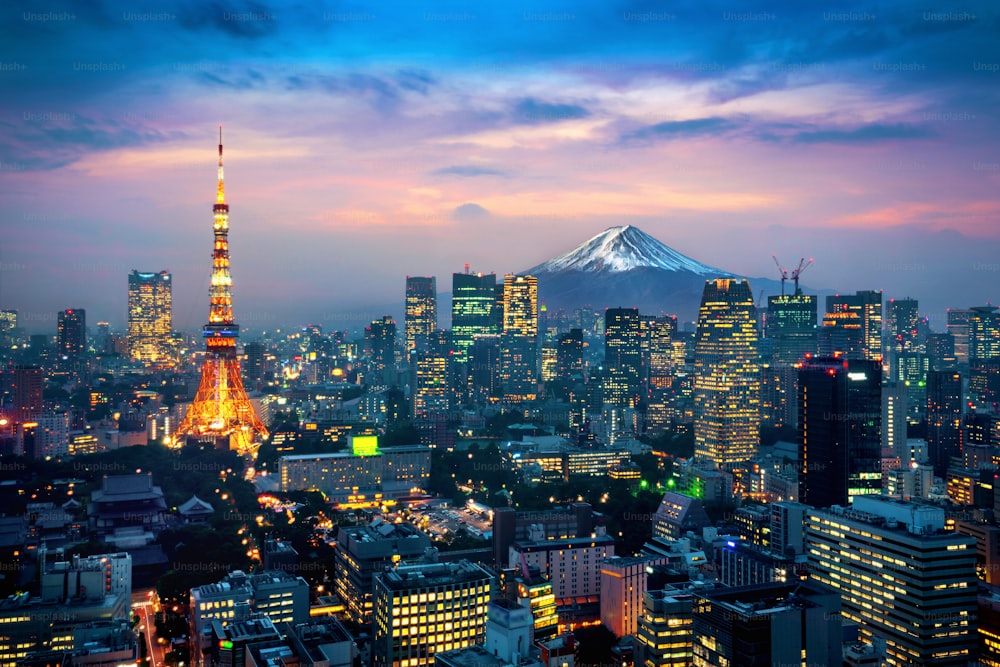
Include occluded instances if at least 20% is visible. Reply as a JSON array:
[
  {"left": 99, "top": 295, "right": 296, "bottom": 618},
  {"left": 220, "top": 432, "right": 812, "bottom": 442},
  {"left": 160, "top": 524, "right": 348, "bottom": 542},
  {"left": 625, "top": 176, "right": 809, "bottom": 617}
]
[{"left": 216, "top": 125, "right": 225, "bottom": 204}]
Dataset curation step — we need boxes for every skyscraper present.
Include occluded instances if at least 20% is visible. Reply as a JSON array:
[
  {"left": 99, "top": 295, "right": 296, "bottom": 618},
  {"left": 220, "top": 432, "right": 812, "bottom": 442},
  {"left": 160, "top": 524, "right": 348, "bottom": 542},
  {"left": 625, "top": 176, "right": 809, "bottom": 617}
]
[
  {"left": 411, "top": 330, "right": 451, "bottom": 418},
  {"left": 604, "top": 307, "right": 643, "bottom": 409},
  {"left": 926, "top": 370, "right": 964, "bottom": 475},
  {"left": 174, "top": 129, "right": 268, "bottom": 456},
  {"left": 797, "top": 357, "right": 882, "bottom": 507},
  {"left": 469, "top": 334, "right": 501, "bottom": 403},
  {"left": 693, "top": 279, "right": 760, "bottom": 468},
  {"left": 556, "top": 328, "right": 584, "bottom": 381},
  {"left": 646, "top": 315, "right": 676, "bottom": 390},
  {"left": 969, "top": 305, "right": 1000, "bottom": 361},
  {"left": 926, "top": 332, "right": 957, "bottom": 371},
  {"left": 127, "top": 270, "right": 173, "bottom": 363},
  {"left": 825, "top": 290, "right": 883, "bottom": 361},
  {"left": 8, "top": 365, "right": 43, "bottom": 424},
  {"left": 818, "top": 309, "right": 862, "bottom": 358},
  {"left": 243, "top": 341, "right": 266, "bottom": 387},
  {"left": 947, "top": 308, "right": 972, "bottom": 366},
  {"left": 766, "top": 293, "right": 817, "bottom": 364},
  {"left": 405, "top": 276, "right": 437, "bottom": 356},
  {"left": 451, "top": 269, "right": 497, "bottom": 365},
  {"left": 500, "top": 274, "right": 538, "bottom": 402},
  {"left": 57, "top": 308, "right": 85, "bottom": 357},
  {"left": 886, "top": 297, "right": 919, "bottom": 355},
  {"left": 0, "top": 309, "right": 16, "bottom": 346},
  {"left": 365, "top": 316, "right": 396, "bottom": 389},
  {"left": 805, "top": 497, "right": 977, "bottom": 667}
]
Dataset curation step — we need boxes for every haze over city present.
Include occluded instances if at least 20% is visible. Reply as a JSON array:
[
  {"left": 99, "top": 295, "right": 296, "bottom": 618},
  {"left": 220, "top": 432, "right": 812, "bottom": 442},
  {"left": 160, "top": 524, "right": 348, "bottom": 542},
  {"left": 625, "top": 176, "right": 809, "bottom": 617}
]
[{"left": 2, "top": 1, "right": 999, "bottom": 330}]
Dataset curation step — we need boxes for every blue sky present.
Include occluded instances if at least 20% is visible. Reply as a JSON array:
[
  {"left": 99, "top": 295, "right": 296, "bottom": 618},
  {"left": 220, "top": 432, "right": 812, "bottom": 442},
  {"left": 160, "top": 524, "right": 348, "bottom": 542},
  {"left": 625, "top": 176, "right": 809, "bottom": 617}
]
[{"left": 1, "top": 0, "right": 999, "bottom": 331}]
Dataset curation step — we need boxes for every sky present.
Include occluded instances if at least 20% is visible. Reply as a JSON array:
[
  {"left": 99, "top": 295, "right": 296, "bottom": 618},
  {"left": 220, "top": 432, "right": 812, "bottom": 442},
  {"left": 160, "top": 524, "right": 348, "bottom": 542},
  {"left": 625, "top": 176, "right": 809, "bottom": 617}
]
[{"left": 1, "top": 0, "right": 999, "bottom": 333}]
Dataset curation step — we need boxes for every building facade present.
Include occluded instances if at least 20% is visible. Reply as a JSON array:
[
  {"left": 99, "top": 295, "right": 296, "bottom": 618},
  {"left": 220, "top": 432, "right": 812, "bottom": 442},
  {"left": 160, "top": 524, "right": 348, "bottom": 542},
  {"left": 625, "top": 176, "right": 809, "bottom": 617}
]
[
  {"left": 805, "top": 497, "right": 978, "bottom": 666},
  {"left": 127, "top": 270, "right": 173, "bottom": 363},
  {"left": 692, "top": 279, "right": 760, "bottom": 468}
]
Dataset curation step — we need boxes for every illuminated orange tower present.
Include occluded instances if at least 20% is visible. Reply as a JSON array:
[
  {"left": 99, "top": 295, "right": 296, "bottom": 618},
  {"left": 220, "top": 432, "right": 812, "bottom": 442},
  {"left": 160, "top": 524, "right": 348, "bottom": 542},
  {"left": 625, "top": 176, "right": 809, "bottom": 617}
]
[{"left": 175, "top": 127, "right": 268, "bottom": 456}]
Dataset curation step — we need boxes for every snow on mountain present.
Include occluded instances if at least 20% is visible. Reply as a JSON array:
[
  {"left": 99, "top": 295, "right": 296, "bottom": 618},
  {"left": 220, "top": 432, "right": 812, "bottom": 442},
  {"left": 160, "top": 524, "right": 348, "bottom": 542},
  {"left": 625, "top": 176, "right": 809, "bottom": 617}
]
[{"left": 528, "top": 225, "right": 723, "bottom": 275}]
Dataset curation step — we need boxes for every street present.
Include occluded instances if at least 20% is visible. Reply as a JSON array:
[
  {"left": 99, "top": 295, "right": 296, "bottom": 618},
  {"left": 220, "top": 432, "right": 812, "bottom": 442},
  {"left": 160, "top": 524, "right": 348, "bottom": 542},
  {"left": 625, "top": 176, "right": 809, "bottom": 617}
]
[{"left": 132, "top": 587, "right": 167, "bottom": 667}]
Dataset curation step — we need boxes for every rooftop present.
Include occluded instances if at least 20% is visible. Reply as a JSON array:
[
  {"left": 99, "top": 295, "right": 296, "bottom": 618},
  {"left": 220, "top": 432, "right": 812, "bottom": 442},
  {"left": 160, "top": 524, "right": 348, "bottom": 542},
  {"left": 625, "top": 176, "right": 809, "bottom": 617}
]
[{"left": 376, "top": 560, "right": 492, "bottom": 592}]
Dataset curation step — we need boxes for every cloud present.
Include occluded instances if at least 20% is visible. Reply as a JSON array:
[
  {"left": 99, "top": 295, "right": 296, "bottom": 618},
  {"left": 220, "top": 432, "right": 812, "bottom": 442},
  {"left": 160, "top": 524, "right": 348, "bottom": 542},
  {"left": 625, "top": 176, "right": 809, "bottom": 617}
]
[
  {"left": 0, "top": 116, "right": 188, "bottom": 172},
  {"left": 452, "top": 203, "right": 491, "bottom": 220},
  {"left": 621, "top": 117, "right": 733, "bottom": 144},
  {"left": 791, "top": 123, "right": 934, "bottom": 144},
  {"left": 511, "top": 98, "right": 590, "bottom": 125},
  {"left": 432, "top": 165, "right": 507, "bottom": 177}
]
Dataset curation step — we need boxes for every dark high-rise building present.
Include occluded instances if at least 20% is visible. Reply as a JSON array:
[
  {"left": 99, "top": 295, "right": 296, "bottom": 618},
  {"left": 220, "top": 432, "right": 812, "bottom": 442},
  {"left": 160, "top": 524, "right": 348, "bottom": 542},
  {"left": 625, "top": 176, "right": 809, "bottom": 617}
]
[
  {"left": 500, "top": 274, "right": 538, "bottom": 402},
  {"left": 798, "top": 357, "right": 882, "bottom": 508},
  {"left": 760, "top": 364, "right": 796, "bottom": 430},
  {"left": 469, "top": 334, "right": 501, "bottom": 402},
  {"left": 8, "top": 365, "right": 43, "bottom": 424},
  {"left": 57, "top": 308, "right": 86, "bottom": 357},
  {"left": 451, "top": 270, "right": 497, "bottom": 365},
  {"left": 404, "top": 276, "right": 437, "bottom": 356},
  {"left": 926, "top": 370, "right": 964, "bottom": 475},
  {"left": 365, "top": 316, "right": 396, "bottom": 389},
  {"left": 818, "top": 309, "right": 862, "bottom": 358},
  {"left": 127, "top": 270, "right": 173, "bottom": 363},
  {"left": 926, "top": 332, "right": 957, "bottom": 371},
  {"left": 691, "top": 581, "right": 842, "bottom": 667},
  {"left": 647, "top": 315, "right": 676, "bottom": 390},
  {"left": 970, "top": 359, "right": 1000, "bottom": 412},
  {"left": 891, "top": 351, "right": 929, "bottom": 421},
  {"left": 556, "top": 328, "right": 584, "bottom": 380},
  {"left": 604, "top": 307, "right": 642, "bottom": 409},
  {"left": 0, "top": 309, "right": 16, "bottom": 346},
  {"left": 886, "top": 297, "right": 919, "bottom": 355},
  {"left": 825, "top": 290, "right": 882, "bottom": 361},
  {"left": 947, "top": 308, "right": 972, "bottom": 366},
  {"left": 243, "top": 341, "right": 266, "bottom": 386},
  {"left": 970, "top": 305, "right": 1000, "bottom": 361},
  {"left": 766, "top": 293, "right": 817, "bottom": 364},
  {"left": 693, "top": 279, "right": 760, "bottom": 468}
]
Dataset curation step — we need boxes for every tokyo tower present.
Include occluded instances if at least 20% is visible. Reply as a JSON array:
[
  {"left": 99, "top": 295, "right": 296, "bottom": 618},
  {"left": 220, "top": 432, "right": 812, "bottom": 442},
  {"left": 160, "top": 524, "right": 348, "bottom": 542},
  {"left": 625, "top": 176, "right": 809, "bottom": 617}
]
[{"left": 175, "top": 127, "right": 268, "bottom": 456}]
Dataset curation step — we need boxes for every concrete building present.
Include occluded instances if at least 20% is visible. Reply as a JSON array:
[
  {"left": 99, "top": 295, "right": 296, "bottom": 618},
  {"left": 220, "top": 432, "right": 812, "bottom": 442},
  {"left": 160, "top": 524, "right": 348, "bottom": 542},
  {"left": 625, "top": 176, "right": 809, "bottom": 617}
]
[
  {"left": 509, "top": 528, "right": 614, "bottom": 601},
  {"left": 189, "top": 569, "right": 310, "bottom": 667},
  {"left": 599, "top": 556, "right": 666, "bottom": 638},
  {"left": 692, "top": 581, "right": 842, "bottom": 667},
  {"left": 333, "top": 519, "right": 432, "bottom": 624},
  {"left": 41, "top": 552, "right": 132, "bottom": 603},
  {"left": 491, "top": 503, "right": 593, "bottom": 568},
  {"left": 279, "top": 444, "right": 431, "bottom": 506},
  {"left": 805, "top": 496, "right": 978, "bottom": 666},
  {"left": 372, "top": 560, "right": 493, "bottom": 667},
  {"left": 634, "top": 586, "right": 698, "bottom": 667}
]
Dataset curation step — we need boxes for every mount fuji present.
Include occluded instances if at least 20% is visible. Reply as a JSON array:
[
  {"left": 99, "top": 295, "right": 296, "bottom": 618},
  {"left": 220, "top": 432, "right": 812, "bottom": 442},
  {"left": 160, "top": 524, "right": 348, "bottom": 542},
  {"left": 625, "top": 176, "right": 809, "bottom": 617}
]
[{"left": 524, "top": 225, "right": 787, "bottom": 320}]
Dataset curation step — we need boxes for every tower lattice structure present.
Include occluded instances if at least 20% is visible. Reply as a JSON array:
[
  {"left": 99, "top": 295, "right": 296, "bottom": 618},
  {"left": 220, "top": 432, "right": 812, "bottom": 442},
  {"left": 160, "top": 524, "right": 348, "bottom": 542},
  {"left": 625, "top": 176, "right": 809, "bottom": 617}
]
[{"left": 175, "top": 128, "right": 268, "bottom": 456}]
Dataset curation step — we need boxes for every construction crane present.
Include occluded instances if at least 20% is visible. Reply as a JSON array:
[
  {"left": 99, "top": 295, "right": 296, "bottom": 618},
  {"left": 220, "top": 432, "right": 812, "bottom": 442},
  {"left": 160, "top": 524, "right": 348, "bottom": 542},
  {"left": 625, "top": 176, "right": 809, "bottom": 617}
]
[
  {"left": 790, "top": 257, "right": 814, "bottom": 295},
  {"left": 772, "top": 255, "right": 789, "bottom": 296},
  {"left": 772, "top": 255, "right": 815, "bottom": 296}
]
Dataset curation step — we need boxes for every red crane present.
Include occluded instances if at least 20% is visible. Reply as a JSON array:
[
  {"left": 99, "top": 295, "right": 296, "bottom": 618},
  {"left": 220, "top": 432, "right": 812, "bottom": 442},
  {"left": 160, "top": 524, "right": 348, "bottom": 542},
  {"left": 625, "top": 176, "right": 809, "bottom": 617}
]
[
  {"left": 772, "top": 255, "right": 789, "bottom": 296},
  {"left": 773, "top": 255, "right": 814, "bottom": 296},
  {"left": 790, "top": 257, "right": 814, "bottom": 295}
]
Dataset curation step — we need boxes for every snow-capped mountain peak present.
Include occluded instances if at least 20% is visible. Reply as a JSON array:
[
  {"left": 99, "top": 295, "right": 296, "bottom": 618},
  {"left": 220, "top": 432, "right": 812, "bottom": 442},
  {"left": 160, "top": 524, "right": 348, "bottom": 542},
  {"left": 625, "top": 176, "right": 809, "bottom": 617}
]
[{"left": 529, "top": 225, "right": 721, "bottom": 275}]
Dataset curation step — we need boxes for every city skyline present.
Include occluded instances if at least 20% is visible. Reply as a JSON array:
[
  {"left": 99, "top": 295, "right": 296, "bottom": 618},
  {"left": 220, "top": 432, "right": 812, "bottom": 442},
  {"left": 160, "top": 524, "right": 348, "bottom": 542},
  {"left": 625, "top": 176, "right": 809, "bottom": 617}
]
[{"left": 2, "top": 1, "right": 999, "bottom": 331}]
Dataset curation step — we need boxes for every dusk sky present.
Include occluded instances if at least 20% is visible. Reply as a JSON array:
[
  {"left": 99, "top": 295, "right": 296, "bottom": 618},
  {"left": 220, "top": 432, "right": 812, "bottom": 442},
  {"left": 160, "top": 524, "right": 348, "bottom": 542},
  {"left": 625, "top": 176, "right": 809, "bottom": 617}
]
[{"left": 1, "top": 1, "right": 999, "bottom": 333}]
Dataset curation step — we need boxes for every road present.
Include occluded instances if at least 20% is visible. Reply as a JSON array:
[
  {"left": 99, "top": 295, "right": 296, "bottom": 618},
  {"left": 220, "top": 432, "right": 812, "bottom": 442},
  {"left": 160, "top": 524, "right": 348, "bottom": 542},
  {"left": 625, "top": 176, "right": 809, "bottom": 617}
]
[{"left": 132, "top": 587, "right": 166, "bottom": 667}]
